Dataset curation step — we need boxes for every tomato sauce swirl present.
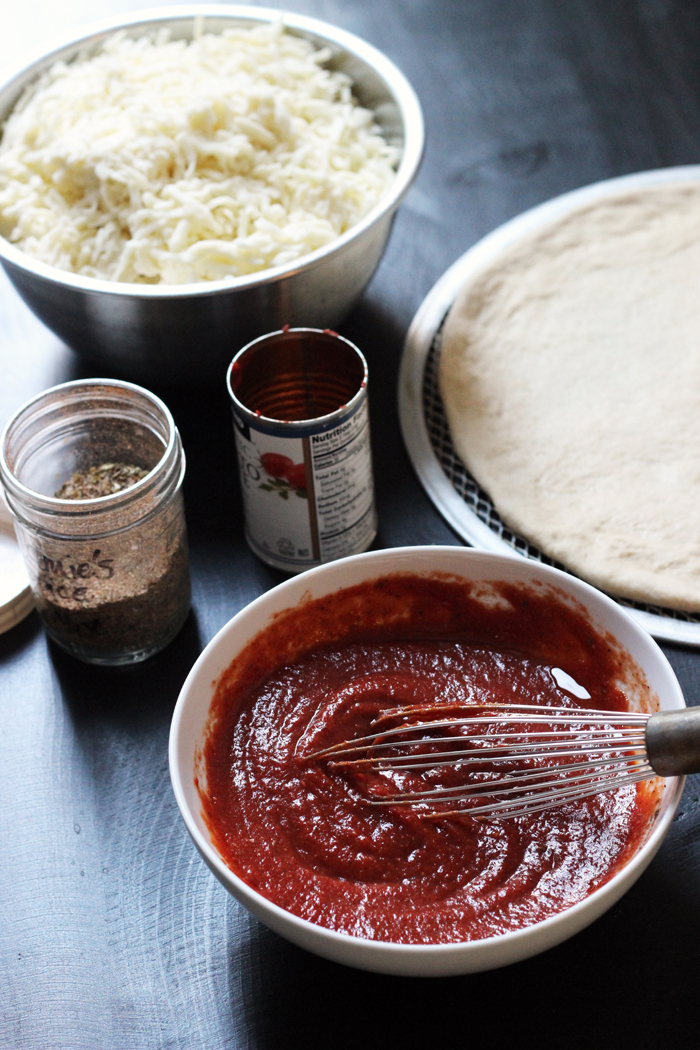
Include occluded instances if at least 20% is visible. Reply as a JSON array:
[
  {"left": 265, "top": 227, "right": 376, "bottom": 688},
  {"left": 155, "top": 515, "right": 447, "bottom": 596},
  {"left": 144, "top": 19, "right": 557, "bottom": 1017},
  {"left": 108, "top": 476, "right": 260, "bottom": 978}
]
[{"left": 198, "top": 574, "right": 659, "bottom": 944}]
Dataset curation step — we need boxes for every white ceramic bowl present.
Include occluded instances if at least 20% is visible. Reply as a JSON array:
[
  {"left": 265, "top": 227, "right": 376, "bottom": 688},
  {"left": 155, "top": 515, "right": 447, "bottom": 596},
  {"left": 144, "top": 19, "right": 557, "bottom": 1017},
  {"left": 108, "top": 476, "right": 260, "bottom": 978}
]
[{"left": 169, "top": 547, "right": 685, "bottom": 976}]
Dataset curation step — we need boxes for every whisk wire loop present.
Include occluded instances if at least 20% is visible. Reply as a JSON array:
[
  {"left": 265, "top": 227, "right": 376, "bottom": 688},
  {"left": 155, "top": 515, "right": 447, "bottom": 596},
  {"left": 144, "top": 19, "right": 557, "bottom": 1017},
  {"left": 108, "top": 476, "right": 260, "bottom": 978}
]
[{"left": 305, "top": 700, "right": 670, "bottom": 819}]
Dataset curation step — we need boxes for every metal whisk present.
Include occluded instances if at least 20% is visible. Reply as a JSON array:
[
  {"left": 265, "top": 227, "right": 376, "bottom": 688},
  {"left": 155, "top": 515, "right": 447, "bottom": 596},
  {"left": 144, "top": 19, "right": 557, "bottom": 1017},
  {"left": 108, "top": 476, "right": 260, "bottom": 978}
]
[{"left": 307, "top": 702, "right": 700, "bottom": 819}]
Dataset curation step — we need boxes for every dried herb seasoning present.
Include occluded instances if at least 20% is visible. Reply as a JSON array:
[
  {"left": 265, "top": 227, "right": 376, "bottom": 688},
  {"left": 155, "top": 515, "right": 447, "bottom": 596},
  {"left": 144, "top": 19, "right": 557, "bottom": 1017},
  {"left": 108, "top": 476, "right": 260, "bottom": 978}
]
[
  {"left": 55, "top": 463, "right": 149, "bottom": 500},
  {"left": 1, "top": 379, "right": 191, "bottom": 664},
  {"left": 36, "top": 538, "right": 190, "bottom": 657}
]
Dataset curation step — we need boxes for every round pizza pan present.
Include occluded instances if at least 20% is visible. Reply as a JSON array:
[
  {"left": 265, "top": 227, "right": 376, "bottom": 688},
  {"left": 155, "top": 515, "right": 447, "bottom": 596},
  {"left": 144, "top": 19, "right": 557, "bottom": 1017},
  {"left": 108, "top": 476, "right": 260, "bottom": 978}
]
[{"left": 398, "top": 165, "right": 700, "bottom": 647}]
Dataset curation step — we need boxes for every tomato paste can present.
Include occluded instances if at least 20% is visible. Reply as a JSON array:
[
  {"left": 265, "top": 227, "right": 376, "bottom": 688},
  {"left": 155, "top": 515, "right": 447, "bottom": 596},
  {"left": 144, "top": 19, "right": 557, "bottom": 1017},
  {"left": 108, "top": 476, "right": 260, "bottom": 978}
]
[{"left": 226, "top": 328, "right": 377, "bottom": 573}]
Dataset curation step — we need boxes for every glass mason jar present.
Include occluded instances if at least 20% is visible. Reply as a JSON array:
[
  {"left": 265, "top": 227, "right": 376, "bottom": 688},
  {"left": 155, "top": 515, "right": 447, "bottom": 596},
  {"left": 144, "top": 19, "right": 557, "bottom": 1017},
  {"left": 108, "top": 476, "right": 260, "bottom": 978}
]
[{"left": 0, "top": 379, "right": 191, "bottom": 665}]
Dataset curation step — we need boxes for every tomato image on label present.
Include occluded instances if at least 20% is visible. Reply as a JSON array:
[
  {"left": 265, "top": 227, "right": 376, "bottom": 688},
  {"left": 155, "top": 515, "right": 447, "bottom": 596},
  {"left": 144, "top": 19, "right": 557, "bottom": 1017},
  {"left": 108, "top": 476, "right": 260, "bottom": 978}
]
[
  {"left": 259, "top": 454, "right": 308, "bottom": 500},
  {"left": 260, "top": 453, "right": 293, "bottom": 478},
  {"left": 284, "top": 464, "right": 307, "bottom": 490}
]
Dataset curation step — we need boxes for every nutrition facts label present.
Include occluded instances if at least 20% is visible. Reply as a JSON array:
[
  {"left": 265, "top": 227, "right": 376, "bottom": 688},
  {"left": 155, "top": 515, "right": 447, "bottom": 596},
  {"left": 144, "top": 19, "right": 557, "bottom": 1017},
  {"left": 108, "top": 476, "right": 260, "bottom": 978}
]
[
  {"left": 232, "top": 398, "right": 376, "bottom": 573},
  {"left": 309, "top": 404, "right": 376, "bottom": 562}
]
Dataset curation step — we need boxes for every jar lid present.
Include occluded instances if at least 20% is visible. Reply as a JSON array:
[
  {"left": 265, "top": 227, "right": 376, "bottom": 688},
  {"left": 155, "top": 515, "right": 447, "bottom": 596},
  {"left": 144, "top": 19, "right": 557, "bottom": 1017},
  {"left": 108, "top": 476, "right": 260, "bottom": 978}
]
[{"left": 0, "top": 498, "right": 33, "bottom": 634}]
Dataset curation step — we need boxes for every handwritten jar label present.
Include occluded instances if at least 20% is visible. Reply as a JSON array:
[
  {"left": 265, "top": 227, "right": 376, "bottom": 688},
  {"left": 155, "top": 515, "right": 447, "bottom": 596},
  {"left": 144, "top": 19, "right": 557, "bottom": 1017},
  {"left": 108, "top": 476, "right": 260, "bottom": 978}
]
[{"left": 37, "top": 548, "right": 114, "bottom": 604}]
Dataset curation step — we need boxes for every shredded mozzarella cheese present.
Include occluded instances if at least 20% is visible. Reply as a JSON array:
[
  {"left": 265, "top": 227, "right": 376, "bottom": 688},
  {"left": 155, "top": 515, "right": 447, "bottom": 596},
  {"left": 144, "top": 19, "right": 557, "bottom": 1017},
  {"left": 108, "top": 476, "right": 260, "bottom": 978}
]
[{"left": 0, "top": 22, "right": 398, "bottom": 283}]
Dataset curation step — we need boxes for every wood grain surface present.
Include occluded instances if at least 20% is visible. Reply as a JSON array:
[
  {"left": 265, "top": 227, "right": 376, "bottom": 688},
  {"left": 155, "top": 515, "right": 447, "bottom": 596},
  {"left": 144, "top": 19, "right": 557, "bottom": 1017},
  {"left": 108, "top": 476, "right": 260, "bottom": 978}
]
[{"left": 2, "top": 1, "right": 700, "bottom": 1047}]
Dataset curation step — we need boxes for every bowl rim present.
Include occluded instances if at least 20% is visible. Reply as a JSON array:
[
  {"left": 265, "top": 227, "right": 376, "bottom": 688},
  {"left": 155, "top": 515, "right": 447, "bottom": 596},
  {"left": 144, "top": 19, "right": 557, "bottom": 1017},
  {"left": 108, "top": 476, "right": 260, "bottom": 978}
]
[
  {"left": 0, "top": 3, "right": 424, "bottom": 298},
  {"left": 169, "top": 545, "right": 685, "bottom": 966}
]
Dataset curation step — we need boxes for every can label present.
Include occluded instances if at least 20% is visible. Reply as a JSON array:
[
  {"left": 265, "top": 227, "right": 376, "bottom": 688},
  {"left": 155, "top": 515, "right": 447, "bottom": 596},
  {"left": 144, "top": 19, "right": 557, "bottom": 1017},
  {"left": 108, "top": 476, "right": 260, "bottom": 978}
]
[{"left": 232, "top": 398, "right": 376, "bottom": 571}]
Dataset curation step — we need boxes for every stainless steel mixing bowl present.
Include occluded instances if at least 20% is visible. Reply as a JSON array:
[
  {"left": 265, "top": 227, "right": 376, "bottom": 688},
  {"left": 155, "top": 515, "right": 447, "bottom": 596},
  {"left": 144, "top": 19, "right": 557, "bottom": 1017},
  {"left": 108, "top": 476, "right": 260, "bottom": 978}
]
[{"left": 0, "top": 5, "right": 424, "bottom": 383}]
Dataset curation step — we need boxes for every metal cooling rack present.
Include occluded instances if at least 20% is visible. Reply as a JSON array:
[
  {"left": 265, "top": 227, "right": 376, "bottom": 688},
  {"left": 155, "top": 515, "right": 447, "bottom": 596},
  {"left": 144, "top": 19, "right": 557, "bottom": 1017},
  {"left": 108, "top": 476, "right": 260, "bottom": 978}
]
[{"left": 398, "top": 167, "right": 700, "bottom": 647}]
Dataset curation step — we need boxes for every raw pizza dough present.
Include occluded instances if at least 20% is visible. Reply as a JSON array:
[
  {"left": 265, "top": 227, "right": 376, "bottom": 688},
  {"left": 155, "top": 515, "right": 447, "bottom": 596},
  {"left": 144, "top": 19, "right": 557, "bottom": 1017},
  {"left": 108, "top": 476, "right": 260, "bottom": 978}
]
[{"left": 439, "top": 180, "right": 700, "bottom": 611}]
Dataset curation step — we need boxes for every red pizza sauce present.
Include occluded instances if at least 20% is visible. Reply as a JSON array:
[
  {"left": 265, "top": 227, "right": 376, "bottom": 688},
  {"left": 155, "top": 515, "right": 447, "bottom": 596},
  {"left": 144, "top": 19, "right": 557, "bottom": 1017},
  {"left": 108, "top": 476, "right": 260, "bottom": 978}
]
[{"left": 198, "top": 573, "right": 660, "bottom": 944}]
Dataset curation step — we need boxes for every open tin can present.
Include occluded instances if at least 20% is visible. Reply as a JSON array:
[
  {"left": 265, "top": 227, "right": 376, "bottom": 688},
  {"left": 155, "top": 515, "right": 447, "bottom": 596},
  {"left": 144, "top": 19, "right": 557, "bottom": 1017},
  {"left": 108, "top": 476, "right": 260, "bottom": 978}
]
[{"left": 226, "top": 328, "right": 377, "bottom": 573}]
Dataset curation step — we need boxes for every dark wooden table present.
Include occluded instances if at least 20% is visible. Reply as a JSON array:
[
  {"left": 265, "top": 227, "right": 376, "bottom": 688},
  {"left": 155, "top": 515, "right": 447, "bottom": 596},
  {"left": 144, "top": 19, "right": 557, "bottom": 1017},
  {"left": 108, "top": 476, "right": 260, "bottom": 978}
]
[{"left": 3, "top": 1, "right": 700, "bottom": 1046}]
